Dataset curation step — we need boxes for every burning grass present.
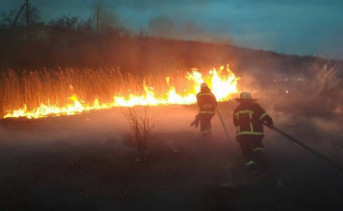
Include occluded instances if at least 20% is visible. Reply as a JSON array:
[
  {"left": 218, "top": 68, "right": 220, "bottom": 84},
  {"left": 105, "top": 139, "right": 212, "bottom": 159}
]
[{"left": 0, "top": 65, "right": 239, "bottom": 119}]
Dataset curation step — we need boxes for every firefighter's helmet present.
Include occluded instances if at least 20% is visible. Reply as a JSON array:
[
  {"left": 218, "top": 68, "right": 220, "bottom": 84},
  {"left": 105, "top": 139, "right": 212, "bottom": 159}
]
[
  {"left": 240, "top": 92, "right": 252, "bottom": 99},
  {"left": 236, "top": 92, "right": 256, "bottom": 101},
  {"left": 200, "top": 83, "right": 208, "bottom": 89}
]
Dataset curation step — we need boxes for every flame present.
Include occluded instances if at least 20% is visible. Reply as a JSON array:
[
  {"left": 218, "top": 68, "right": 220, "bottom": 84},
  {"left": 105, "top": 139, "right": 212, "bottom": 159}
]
[{"left": 3, "top": 65, "right": 239, "bottom": 119}]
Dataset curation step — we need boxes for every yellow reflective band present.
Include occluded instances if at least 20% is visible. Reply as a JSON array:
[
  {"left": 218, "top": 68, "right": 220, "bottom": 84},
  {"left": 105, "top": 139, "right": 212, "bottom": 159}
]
[
  {"left": 260, "top": 112, "right": 268, "bottom": 120},
  {"left": 234, "top": 110, "right": 254, "bottom": 119},
  {"left": 254, "top": 147, "right": 264, "bottom": 152},
  {"left": 199, "top": 111, "right": 215, "bottom": 114},
  {"left": 250, "top": 122, "right": 253, "bottom": 132},
  {"left": 246, "top": 160, "right": 255, "bottom": 166},
  {"left": 203, "top": 104, "right": 214, "bottom": 108},
  {"left": 201, "top": 130, "right": 210, "bottom": 134},
  {"left": 237, "top": 131, "right": 264, "bottom": 136},
  {"left": 197, "top": 93, "right": 213, "bottom": 97}
]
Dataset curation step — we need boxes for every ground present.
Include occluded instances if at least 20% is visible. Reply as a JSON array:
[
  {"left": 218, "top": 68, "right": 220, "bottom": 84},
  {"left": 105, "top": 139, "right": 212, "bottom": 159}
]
[{"left": 0, "top": 103, "right": 342, "bottom": 210}]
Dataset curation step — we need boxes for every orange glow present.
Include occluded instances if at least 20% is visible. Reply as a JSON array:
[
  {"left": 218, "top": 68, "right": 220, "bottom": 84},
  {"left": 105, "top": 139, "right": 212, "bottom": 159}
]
[{"left": 3, "top": 65, "right": 239, "bottom": 119}]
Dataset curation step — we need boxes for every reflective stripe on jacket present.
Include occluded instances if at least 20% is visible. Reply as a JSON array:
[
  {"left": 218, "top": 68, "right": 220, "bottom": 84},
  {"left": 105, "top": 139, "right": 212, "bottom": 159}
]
[
  {"left": 196, "top": 89, "right": 217, "bottom": 115},
  {"left": 233, "top": 102, "right": 271, "bottom": 137}
]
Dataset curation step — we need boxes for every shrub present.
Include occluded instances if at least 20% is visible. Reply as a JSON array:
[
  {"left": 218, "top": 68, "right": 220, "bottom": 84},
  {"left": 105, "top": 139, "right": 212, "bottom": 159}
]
[{"left": 122, "top": 107, "right": 158, "bottom": 161}]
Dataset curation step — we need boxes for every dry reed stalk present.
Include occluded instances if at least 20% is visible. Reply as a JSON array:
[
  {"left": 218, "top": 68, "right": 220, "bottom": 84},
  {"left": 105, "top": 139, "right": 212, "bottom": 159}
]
[{"left": 0, "top": 67, "right": 190, "bottom": 116}]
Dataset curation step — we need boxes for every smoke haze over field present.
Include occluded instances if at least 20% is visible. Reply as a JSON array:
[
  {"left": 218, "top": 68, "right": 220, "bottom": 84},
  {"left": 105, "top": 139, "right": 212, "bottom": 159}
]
[
  {"left": 0, "top": 0, "right": 342, "bottom": 167},
  {"left": 0, "top": 102, "right": 342, "bottom": 210},
  {"left": 2, "top": 0, "right": 343, "bottom": 57},
  {"left": 1, "top": 1, "right": 343, "bottom": 209}
]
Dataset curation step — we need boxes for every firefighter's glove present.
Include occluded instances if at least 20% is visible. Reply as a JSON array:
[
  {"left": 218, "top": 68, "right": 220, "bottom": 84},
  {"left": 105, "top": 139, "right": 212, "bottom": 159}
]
[
  {"left": 190, "top": 114, "right": 200, "bottom": 128},
  {"left": 263, "top": 119, "right": 273, "bottom": 127}
]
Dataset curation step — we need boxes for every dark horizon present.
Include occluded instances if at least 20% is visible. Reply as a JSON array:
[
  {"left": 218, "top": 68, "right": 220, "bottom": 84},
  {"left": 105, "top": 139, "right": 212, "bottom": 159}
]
[{"left": 2, "top": 0, "right": 343, "bottom": 58}]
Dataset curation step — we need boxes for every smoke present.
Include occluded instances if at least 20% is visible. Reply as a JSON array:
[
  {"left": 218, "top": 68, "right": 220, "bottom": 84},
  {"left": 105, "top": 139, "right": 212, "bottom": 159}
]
[
  {"left": 0, "top": 104, "right": 227, "bottom": 147},
  {"left": 97, "top": 0, "right": 210, "bottom": 11},
  {"left": 100, "top": 8, "right": 123, "bottom": 29},
  {"left": 311, "top": 117, "right": 342, "bottom": 133},
  {"left": 95, "top": 0, "right": 123, "bottom": 29},
  {"left": 147, "top": 15, "right": 232, "bottom": 43},
  {"left": 91, "top": 0, "right": 231, "bottom": 43},
  {"left": 231, "top": 61, "right": 343, "bottom": 158},
  {"left": 1, "top": 0, "right": 231, "bottom": 43},
  {"left": 148, "top": 15, "right": 176, "bottom": 38}
]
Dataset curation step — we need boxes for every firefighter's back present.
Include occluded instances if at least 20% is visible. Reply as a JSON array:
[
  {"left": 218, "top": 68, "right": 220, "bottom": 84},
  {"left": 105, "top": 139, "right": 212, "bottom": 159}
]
[{"left": 233, "top": 101, "right": 267, "bottom": 138}]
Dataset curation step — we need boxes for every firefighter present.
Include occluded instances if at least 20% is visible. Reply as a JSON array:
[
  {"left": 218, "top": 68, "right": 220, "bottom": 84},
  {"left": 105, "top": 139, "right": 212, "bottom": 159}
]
[
  {"left": 233, "top": 92, "right": 273, "bottom": 171},
  {"left": 194, "top": 82, "right": 217, "bottom": 137}
]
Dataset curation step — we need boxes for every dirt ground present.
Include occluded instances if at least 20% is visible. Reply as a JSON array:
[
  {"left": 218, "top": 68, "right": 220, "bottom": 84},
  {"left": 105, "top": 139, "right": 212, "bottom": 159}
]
[{"left": 0, "top": 103, "right": 342, "bottom": 210}]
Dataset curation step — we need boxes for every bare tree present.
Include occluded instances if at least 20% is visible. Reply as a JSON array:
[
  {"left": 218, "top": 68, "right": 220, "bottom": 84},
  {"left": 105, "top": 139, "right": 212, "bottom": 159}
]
[
  {"left": 0, "top": 3, "right": 40, "bottom": 27},
  {"left": 77, "top": 17, "right": 95, "bottom": 34},
  {"left": 122, "top": 107, "right": 159, "bottom": 161},
  {"left": 1, "top": 2, "right": 40, "bottom": 40},
  {"left": 48, "top": 15, "right": 80, "bottom": 33}
]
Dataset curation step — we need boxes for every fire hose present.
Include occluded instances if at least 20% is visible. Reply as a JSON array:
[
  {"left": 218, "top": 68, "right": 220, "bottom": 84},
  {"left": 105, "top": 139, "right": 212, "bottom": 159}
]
[
  {"left": 216, "top": 108, "right": 240, "bottom": 156},
  {"left": 216, "top": 108, "right": 342, "bottom": 170},
  {"left": 266, "top": 125, "right": 343, "bottom": 171}
]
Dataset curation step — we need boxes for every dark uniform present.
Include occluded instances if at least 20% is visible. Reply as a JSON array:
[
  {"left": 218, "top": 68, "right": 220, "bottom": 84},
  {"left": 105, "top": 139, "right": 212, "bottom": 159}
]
[
  {"left": 233, "top": 97, "right": 273, "bottom": 169},
  {"left": 196, "top": 86, "right": 217, "bottom": 137}
]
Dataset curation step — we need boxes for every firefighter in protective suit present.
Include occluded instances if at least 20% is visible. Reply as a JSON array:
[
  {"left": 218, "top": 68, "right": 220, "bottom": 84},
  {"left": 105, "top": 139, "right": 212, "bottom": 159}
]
[
  {"left": 233, "top": 92, "right": 273, "bottom": 171},
  {"left": 192, "top": 83, "right": 217, "bottom": 137}
]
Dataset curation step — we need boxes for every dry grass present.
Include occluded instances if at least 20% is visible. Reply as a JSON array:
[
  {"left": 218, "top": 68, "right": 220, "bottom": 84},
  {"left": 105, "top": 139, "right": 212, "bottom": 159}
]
[{"left": 0, "top": 67, "right": 195, "bottom": 117}]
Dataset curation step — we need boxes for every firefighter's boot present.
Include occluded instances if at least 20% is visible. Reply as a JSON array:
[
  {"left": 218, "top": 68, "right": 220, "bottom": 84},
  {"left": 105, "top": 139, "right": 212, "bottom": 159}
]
[
  {"left": 201, "top": 128, "right": 212, "bottom": 139},
  {"left": 246, "top": 160, "right": 257, "bottom": 172},
  {"left": 253, "top": 148, "right": 267, "bottom": 170}
]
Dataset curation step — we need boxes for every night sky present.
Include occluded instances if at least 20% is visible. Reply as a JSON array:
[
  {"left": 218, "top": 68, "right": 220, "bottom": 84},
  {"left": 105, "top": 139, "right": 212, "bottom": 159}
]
[{"left": 2, "top": 0, "right": 343, "bottom": 58}]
